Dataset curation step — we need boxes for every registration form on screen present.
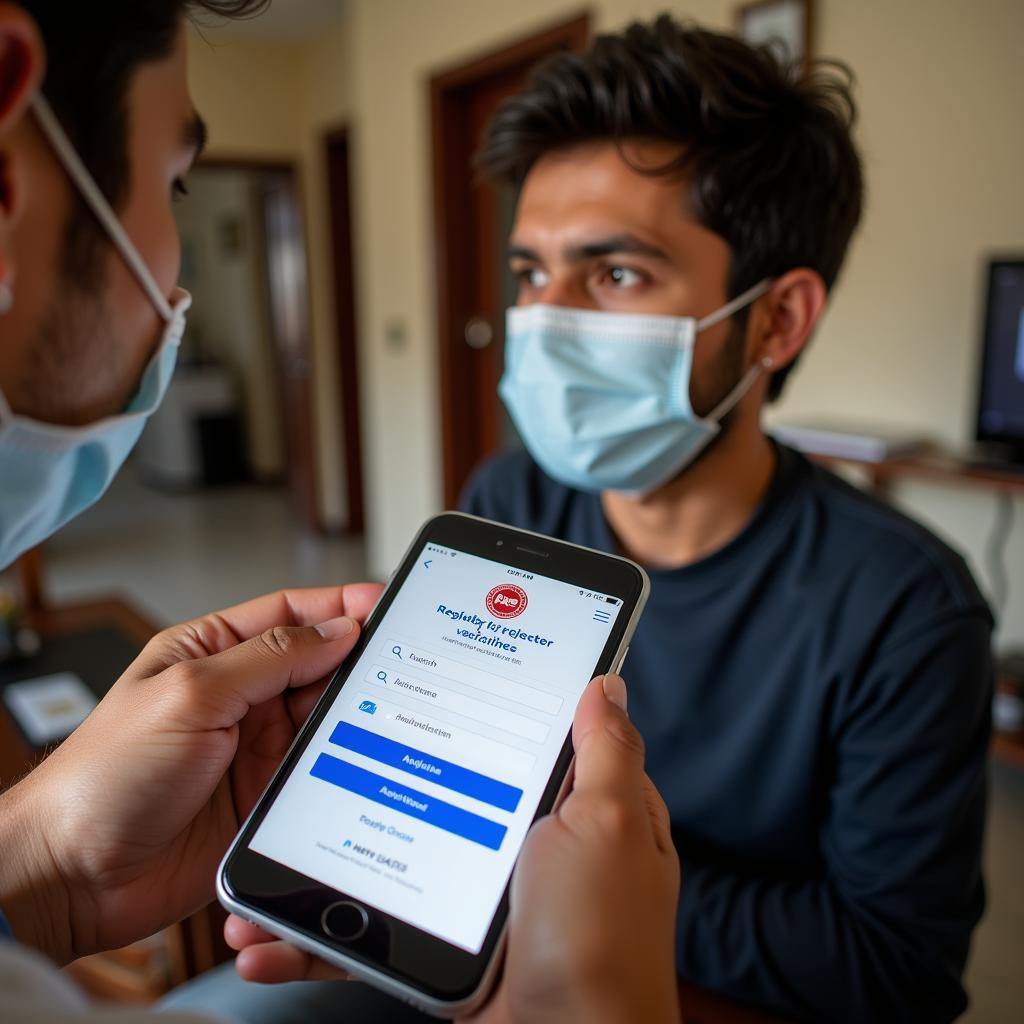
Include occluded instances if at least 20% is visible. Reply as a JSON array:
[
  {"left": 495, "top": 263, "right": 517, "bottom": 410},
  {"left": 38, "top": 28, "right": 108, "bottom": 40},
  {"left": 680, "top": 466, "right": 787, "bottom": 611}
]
[{"left": 250, "top": 543, "right": 623, "bottom": 953}]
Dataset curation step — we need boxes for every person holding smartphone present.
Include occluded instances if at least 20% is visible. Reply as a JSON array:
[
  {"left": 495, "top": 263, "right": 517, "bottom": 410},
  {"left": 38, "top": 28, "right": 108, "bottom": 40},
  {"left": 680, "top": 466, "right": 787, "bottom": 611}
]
[{"left": 0, "top": 3, "right": 680, "bottom": 1023}]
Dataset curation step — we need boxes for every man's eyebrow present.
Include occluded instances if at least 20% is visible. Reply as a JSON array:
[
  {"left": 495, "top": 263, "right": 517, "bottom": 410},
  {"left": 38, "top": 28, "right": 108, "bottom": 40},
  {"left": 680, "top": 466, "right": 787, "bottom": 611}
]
[
  {"left": 184, "top": 111, "right": 208, "bottom": 162},
  {"left": 565, "top": 234, "right": 671, "bottom": 263},
  {"left": 507, "top": 243, "right": 541, "bottom": 262},
  {"left": 507, "top": 234, "right": 671, "bottom": 263}
]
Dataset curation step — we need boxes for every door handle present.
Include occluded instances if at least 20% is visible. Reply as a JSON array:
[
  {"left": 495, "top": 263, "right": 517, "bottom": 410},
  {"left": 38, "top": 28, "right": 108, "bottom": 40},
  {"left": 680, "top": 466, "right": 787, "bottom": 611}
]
[
  {"left": 464, "top": 317, "right": 493, "bottom": 350},
  {"left": 288, "top": 356, "right": 310, "bottom": 378}
]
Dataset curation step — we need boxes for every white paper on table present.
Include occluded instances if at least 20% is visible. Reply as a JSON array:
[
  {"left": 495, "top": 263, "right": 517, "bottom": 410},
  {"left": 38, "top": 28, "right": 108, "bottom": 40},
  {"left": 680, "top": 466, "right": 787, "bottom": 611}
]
[{"left": 3, "top": 672, "right": 98, "bottom": 745}]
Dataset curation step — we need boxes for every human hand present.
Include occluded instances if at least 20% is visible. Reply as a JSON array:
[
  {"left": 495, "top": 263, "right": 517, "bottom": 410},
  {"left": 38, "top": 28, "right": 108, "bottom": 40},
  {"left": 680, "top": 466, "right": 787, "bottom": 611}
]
[
  {"left": 226, "top": 675, "right": 681, "bottom": 1024},
  {"left": 0, "top": 583, "right": 382, "bottom": 964},
  {"left": 465, "top": 674, "right": 681, "bottom": 1024}
]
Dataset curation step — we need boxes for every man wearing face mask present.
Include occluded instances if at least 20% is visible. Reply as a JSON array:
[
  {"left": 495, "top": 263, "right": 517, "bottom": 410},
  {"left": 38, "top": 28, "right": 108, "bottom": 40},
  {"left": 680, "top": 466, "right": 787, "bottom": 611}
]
[
  {"left": 0, "top": 4, "right": 683, "bottom": 1024},
  {"left": 462, "top": 16, "right": 993, "bottom": 1024}
]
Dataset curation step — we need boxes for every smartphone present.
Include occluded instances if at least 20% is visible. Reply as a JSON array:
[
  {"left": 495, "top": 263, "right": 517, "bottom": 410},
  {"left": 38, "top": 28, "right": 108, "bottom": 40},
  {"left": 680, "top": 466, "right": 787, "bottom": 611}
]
[{"left": 217, "top": 512, "right": 649, "bottom": 1017}]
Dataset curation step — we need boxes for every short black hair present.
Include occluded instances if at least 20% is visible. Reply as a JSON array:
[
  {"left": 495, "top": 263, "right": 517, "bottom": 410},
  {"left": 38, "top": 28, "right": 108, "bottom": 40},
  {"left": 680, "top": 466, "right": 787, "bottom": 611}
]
[
  {"left": 477, "top": 15, "right": 864, "bottom": 400},
  {"left": 22, "top": 1, "right": 268, "bottom": 281}
]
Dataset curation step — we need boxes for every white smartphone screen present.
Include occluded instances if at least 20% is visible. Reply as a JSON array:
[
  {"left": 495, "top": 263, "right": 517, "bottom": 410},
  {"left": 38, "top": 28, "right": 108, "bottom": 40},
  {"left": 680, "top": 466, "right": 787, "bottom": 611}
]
[{"left": 249, "top": 541, "right": 624, "bottom": 954}]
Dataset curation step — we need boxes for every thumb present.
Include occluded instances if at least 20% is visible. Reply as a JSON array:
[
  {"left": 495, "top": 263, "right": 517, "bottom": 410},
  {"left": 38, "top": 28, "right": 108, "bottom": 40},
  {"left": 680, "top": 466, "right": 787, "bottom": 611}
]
[
  {"left": 570, "top": 674, "right": 647, "bottom": 803},
  {"left": 168, "top": 615, "right": 360, "bottom": 729}
]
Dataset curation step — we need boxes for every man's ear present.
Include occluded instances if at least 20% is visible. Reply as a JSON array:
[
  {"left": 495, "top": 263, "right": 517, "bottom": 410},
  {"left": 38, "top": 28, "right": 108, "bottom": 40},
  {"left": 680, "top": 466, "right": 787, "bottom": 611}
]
[
  {"left": 0, "top": 4, "right": 44, "bottom": 137},
  {"left": 0, "top": 4, "right": 45, "bottom": 303},
  {"left": 748, "top": 268, "right": 828, "bottom": 373}
]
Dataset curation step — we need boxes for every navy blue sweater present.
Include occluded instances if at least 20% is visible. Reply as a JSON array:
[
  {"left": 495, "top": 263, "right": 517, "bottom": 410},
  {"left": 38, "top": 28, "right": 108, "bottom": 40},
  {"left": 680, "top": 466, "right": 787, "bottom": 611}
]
[{"left": 461, "top": 444, "right": 992, "bottom": 1023}]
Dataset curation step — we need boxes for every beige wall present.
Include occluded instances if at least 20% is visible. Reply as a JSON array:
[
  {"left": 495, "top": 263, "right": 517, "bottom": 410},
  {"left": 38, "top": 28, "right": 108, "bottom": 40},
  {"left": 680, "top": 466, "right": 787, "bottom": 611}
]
[
  {"left": 187, "top": 35, "right": 307, "bottom": 156},
  {"left": 766, "top": 0, "right": 1024, "bottom": 647},
  {"left": 188, "top": 2, "right": 1024, "bottom": 647}
]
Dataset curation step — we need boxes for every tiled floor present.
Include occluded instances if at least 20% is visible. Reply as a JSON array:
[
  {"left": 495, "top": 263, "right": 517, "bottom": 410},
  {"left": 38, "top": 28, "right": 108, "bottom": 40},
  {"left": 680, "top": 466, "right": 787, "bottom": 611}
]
[
  {"left": 43, "top": 465, "right": 371, "bottom": 627},
  {"left": 39, "top": 469, "right": 1023, "bottom": 1021}
]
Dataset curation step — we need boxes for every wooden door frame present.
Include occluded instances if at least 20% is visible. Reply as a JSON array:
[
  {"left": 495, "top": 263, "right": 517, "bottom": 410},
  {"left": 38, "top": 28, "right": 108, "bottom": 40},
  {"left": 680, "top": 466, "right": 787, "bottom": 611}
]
[
  {"left": 324, "top": 126, "right": 365, "bottom": 534},
  {"left": 431, "top": 13, "right": 590, "bottom": 508},
  {"left": 195, "top": 156, "right": 319, "bottom": 530}
]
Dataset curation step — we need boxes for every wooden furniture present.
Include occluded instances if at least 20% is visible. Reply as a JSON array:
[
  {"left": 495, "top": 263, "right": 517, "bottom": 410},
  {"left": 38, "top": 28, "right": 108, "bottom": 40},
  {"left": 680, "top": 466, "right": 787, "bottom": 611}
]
[{"left": 811, "top": 446, "right": 1024, "bottom": 499}]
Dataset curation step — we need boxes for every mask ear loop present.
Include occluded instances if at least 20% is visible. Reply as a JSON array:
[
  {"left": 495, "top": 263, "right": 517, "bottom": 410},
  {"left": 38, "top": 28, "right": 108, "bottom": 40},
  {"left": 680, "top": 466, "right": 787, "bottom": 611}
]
[
  {"left": 29, "top": 94, "right": 173, "bottom": 323},
  {"left": 700, "top": 281, "right": 776, "bottom": 423},
  {"left": 706, "top": 359, "right": 767, "bottom": 423},
  {"left": 696, "top": 278, "right": 774, "bottom": 332}
]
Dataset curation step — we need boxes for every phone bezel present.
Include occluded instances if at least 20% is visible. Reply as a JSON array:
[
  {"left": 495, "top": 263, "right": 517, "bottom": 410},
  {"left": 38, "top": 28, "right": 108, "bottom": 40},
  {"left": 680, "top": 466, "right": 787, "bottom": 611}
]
[{"left": 218, "top": 512, "right": 648, "bottom": 1015}]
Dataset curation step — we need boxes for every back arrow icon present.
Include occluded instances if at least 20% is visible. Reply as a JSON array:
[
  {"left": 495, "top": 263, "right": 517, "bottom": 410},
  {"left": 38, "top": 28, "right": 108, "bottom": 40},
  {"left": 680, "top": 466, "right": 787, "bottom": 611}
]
[{"left": 423, "top": 559, "right": 432, "bottom": 569}]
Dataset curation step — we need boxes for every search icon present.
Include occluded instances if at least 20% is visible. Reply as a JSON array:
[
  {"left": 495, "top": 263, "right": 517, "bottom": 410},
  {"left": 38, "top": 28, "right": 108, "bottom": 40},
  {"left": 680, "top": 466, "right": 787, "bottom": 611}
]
[
  {"left": 392, "top": 645, "right": 403, "bottom": 659},
  {"left": 376, "top": 670, "right": 388, "bottom": 683}
]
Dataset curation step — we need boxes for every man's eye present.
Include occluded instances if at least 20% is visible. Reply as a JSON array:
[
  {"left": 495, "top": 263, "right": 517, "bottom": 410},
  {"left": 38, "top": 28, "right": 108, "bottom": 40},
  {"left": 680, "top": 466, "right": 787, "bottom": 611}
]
[
  {"left": 601, "top": 266, "right": 644, "bottom": 289},
  {"left": 172, "top": 178, "right": 190, "bottom": 202},
  {"left": 515, "top": 267, "right": 550, "bottom": 290}
]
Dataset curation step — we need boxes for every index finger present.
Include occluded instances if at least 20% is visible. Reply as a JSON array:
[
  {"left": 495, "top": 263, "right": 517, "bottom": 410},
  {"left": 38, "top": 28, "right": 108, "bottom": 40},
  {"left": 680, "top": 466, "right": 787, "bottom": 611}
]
[{"left": 132, "top": 583, "right": 383, "bottom": 677}]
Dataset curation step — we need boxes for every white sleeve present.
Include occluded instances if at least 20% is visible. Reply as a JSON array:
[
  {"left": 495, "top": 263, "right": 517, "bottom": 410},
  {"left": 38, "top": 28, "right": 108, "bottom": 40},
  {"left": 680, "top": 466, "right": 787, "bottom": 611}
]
[{"left": 0, "top": 941, "right": 225, "bottom": 1024}]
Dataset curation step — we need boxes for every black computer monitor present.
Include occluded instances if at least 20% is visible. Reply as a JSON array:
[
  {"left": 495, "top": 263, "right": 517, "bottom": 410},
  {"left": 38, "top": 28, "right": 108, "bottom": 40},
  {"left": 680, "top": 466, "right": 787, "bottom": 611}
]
[{"left": 975, "top": 257, "right": 1024, "bottom": 464}]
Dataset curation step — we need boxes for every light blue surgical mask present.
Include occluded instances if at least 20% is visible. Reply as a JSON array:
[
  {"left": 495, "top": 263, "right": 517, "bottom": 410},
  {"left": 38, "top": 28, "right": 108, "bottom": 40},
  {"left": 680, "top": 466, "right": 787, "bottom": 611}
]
[
  {"left": 499, "top": 280, "right": 773, "bottom": 496},
  {"left": 0, "top": 95, "right": 191, "bottom": 568}
]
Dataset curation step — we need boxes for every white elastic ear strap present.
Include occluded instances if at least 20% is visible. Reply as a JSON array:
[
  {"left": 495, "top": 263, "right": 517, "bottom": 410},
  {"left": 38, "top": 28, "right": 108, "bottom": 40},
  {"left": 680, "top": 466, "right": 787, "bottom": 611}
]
[
  {"left": 706, "top": 361, "right": 763, "bottom": 423},
  {"left": 696, "top": 278, "right": 773, "bottom": 332},
  {"left": 700, "top": 278, "right": 776, "bottom": 422},
  {"left": 30, "top": 94, "right": 173, "bottom": 322}
]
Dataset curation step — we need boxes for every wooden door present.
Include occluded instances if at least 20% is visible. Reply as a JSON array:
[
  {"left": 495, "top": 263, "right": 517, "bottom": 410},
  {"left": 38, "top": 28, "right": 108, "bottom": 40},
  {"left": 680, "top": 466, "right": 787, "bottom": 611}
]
[
  {"left": 325, "top": 130, "right": 365, "bottom": 534},
  {"left": 431, "top": 14, "right": 590, "bottom": 508}
]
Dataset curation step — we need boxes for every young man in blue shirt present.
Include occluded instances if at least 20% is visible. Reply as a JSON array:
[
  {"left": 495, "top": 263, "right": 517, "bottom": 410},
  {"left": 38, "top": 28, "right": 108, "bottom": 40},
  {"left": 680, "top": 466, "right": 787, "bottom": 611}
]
[{"left": 462, "top": 16, "right": 992, "bottom": 1022}]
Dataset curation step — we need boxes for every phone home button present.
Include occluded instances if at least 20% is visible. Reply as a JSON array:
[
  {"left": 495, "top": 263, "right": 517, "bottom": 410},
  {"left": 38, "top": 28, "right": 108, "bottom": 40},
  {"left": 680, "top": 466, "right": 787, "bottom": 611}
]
[{"left": 321, "top": 901, "right": 369, "bottom": 942}]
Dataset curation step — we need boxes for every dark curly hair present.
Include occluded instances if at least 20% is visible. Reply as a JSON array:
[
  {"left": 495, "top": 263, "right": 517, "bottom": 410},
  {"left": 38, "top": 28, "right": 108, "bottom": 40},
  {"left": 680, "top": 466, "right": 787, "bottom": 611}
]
[
  {"left": 477, "top": 15, "right": 864, "bottom": 400},
  {"left": 21, "top": 1, "right": 269, "bottom": 282}
]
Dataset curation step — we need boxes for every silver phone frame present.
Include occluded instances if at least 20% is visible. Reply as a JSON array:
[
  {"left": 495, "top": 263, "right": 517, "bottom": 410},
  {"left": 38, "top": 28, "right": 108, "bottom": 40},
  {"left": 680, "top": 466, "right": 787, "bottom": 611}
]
[{"left": 216, "top": 511, "right": 650, "bottom": 1019}]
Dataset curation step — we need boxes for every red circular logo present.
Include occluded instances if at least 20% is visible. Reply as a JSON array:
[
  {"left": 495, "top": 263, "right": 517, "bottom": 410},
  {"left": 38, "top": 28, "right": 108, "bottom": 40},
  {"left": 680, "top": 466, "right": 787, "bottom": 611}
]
[{"left": 486, "top": 584, "right": 528, "bottom": 619}]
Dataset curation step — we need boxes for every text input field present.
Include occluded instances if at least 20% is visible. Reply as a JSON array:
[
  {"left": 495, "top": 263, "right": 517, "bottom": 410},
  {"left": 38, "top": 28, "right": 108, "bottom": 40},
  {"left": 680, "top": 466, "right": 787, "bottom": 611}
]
[
  {"left": 366, "top": 667, "right": 550, "bottom": 744},
  {"left": 381, "top": 638, "right": 562, "bottom": 715}
]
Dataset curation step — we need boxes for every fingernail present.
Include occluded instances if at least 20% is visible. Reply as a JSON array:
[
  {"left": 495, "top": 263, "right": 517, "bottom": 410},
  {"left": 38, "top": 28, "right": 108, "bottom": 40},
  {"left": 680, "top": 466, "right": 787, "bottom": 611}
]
[
  {"left": 602, "top": 673, "right": 628, "bottom": 713},
  {"left": 315, "top": 616, "right": 356, "bottom": 640}
]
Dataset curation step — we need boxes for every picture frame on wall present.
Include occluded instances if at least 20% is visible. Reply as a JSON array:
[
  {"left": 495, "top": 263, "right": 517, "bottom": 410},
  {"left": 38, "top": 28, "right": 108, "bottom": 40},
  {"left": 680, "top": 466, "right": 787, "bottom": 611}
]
[{"left": 736, "top": 0, "right": 813, "bottom": 68}]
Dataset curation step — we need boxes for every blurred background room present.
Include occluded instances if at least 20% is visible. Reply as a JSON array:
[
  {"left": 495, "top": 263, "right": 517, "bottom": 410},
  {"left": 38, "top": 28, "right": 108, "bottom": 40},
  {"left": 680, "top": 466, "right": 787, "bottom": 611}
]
[{"left": 0, "top": 1, "right": 1020, "bottom": 1019}]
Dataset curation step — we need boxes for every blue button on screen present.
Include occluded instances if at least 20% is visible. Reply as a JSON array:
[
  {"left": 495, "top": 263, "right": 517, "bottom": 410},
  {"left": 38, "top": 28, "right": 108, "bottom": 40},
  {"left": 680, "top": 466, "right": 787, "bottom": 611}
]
[
  {"left": 328, "top": 722, "right": 523, "bottom": 812},
  {"left": 310, "top": 752, "right": 508, "bottom": 851}
]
